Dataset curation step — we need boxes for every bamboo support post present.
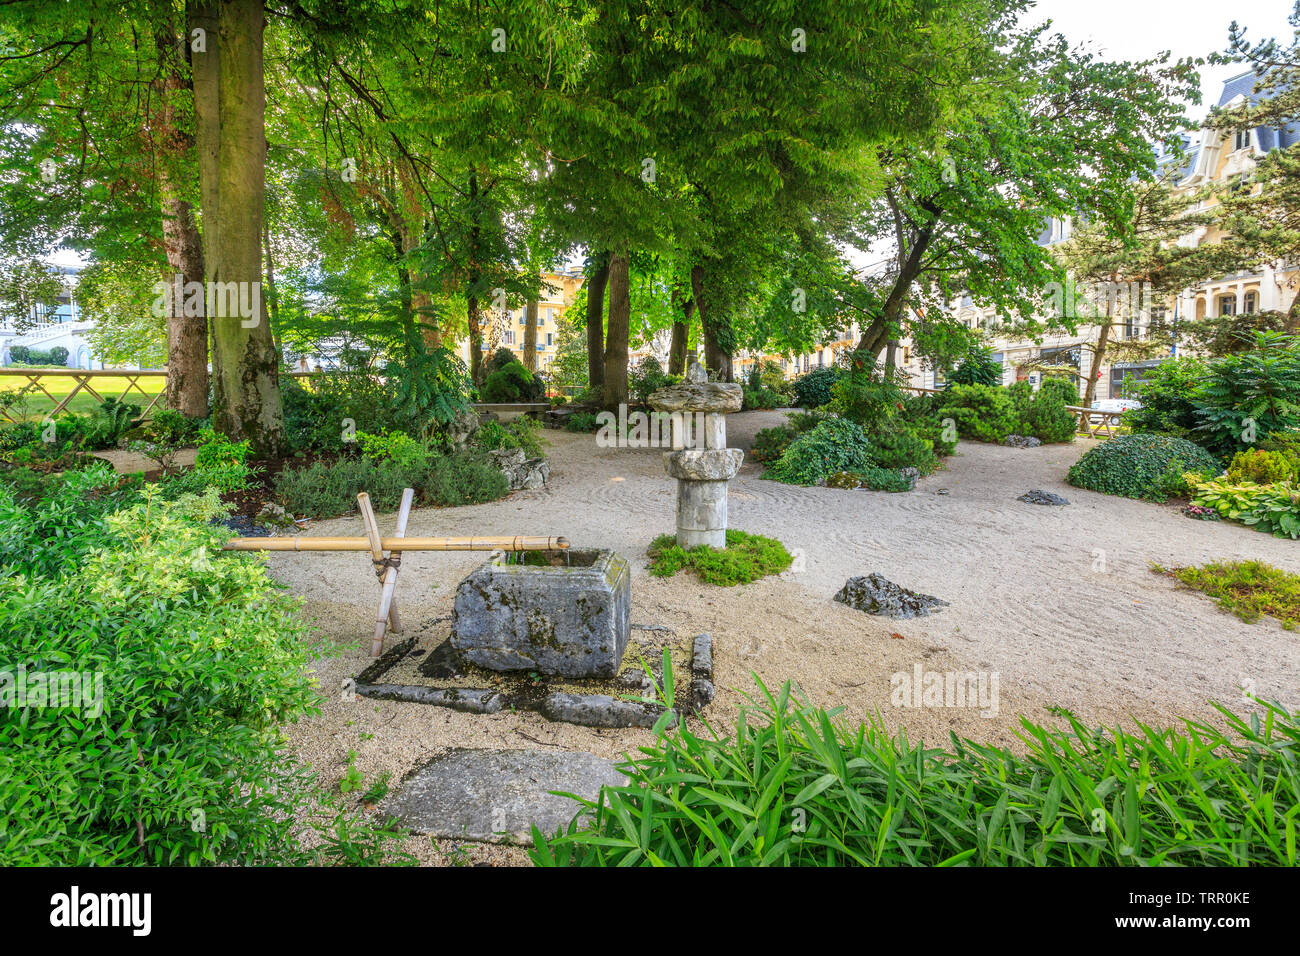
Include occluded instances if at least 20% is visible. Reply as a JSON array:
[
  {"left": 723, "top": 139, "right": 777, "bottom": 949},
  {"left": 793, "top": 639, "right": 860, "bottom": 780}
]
[
  {"left": 356, "top": 493, "right": 397, "bottom": 634},
  {"left": 371, "top": 489, "right": 414, "bottom": 657}
]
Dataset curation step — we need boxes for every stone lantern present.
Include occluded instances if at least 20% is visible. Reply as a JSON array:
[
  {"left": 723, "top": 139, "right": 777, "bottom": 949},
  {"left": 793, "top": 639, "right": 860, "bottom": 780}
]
[{"left": 648, "top": 360, "right": 743, "bottom": 548}]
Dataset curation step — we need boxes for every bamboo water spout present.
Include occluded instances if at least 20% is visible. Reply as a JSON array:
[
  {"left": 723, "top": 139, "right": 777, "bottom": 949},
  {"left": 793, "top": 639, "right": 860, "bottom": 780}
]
[{"left": 221, "top": 488, "right": 568, "bottom": 656}]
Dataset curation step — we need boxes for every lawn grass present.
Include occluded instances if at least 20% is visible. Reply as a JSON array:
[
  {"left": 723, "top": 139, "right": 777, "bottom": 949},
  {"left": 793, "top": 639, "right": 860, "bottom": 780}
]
[
  {"left": 0, "top": 373, "right": 165, "bottom": 419},
  {"left": 647, "top": 528, "right": 793, "bottom": 585},
  {"left": 1158, "top": 559, "right": 1300, "bottom": 630}
]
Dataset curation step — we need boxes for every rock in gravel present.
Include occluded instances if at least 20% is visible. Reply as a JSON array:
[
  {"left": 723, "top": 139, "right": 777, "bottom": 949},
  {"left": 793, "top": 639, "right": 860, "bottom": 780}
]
[
  {"left": 1018, "top": 489, "right": 1069, "bottom": 506},
  {"left": 833, "top": 573, "right": 949, "bottom": 619},
  {"left": 489, "top": 447, "right": 550, "bottom": 490},
  {"left": 254, "top": 502, "right": 297, "bottom": 532},
  {"left": 1001, "top": 434, "right": 1042, "bottom": 449}
]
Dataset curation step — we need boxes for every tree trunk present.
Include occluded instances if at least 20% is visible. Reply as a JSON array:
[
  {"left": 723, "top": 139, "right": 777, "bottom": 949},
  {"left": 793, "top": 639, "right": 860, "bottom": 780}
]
[
  {"left": 396, "top": 156, "right": 439, "bottom": 348},
  {"left": 263, "top": 216, "right": 282, "bottom": 356},
  {"left": 668, "top": 317, "right": 689, "bottom": 376},
  {"left": 467, "top": 293, "right": 484, "bottom": 384},
  {"left": 206, "top": 0, "right": 286, "bottom": 456},
  {"left": 585, "top": 253, "right": 608, "bottom": 392},
  {"left": 151, "top": 20, "right": 208, "bottom": 418},
  {"left": 523, "top": 299, "right": 538, "bottom": 371},
  {"left": 1082, "top": 305, "right": 1113, "bottom": 411},
  {"left": 692, "top": 265, "right": 731, "bottom": 381},
  {"left": 603, "top": 249, "right": 631, "bottom": 408},
  {"left": 190, "top": 0, "right": 220, "bottom": 402}
]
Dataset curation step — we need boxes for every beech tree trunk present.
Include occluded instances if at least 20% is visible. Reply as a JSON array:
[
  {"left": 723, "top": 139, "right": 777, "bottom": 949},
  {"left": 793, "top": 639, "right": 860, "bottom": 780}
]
[
  {"left": 692, "top": 265, "right": 731, "bottom": 381},
  {"left": 523, "top": 299, "right": 538, "bottom": 371},
  {"left": 585, "top": 253, "right": 608, "bottom": 392},
  {"left": 602, "top": 249, "right": 631, "bottom": 408},
  {"left": 204, "top": 0, "right": 286, "bottom": 456},
  {"left": 152, "top": 21, "right": 208, "bottom": 418},
  {"left": 1081, "top": 303, "right": 1113, "bottom": 411},
  {"left": 467, "top": 292, "right": 484, "bottom": 384},
  {"left": 668, "top": 318, "right": 689, "bottom": 376}
]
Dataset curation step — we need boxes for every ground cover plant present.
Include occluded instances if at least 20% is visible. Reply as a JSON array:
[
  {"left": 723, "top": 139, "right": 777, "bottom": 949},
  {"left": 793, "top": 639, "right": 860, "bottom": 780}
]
[
  {"left": 532, "top": 676, "right": 1299, "bottom": 867},
  {"left": 1067, "top": 433, "right": 1220, "bottom": 502},
  {"left": 763, "top": 417, "right": 875, "bottom": 486},
  {"left": 647, "top": 530, "right": 793, "bottom": 586},
  {"left": 1187, "top": 477, "right": 1300, "bottom": 539},
  {"left": 1157, "top": 560, "right": 1300, "bottom": 630}
]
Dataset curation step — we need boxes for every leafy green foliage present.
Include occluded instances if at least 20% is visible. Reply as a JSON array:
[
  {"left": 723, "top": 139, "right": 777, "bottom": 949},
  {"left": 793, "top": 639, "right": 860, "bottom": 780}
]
[
  {"left": 356, "top": 430, "right": 430, "bottom": 468},
  {"left": 532, "top": 677, "right": 1299, "bottom": 866},
  {"left": 865, "top": 427, "right": 937, "bottom": 476},
  {"left": 563, "top": 412, "right": 603, "bottom": 433},
  {"left": 742, "top": 385, "right": 783, "bottom": 410},
  {"left": 791, "top": 366, "right": 841, "bottom": 409},
  {"left": 0, "top": 484, "right": 322, "bottom": 865},
  {"left": 274, "top": 451, "right": 507, "bottom": 519},
  {"left": 1124, "top": 358, "right": 1210, "bottom": 439},
  {"left": 1162, "top": 560, "right": 1300, "bottom": 629},
  {"left": 1067, "top": 434, "right": 1220, "bottom": 502},
  {"left": 1189, "top": 478, "right": 1300, "bottom": 539},
  {"left": 647, "top": 530, "right": 792, "bottom": 586},
  {"left": 1192, "top": 333, "right": 1300, "bottom": 458},
  {"left": 481, "top": 360, "right": 544, "bottom": 403},
  {"left": 948, "top": 346, "right": 1003, "bottom": 386},
  {"left": 764, "top": 418, "right": 874, "bottom": 486},
  {"left": 473, "top": 417, "right": 545, "bottom": 459},
  {"left": 937, "top": 384, "right": 1022, "bottom": 443},
  {"left": 857, "top": 466, "right": 915, "bottom": 492},
  {"left": 750, "top": 425, "right": 796, "bottom": 463},
  {"left": 1226, "top": 448, "right": 1300, "bottom": 485}
]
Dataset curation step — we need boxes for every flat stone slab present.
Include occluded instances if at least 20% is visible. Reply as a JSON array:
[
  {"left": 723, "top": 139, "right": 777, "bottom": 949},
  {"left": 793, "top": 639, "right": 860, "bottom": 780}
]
[
  {"left": 1019, "top": 489, "right": 1069, "bottom": 505},
  {"left": 648, "top": 381, "right": 743, "bottom": 414},
  {"left": 834, "top": 573, "right": 949, "bottom": 619},
  {"left": 383, "top": 748, "right": 623, "bottom": 844}
]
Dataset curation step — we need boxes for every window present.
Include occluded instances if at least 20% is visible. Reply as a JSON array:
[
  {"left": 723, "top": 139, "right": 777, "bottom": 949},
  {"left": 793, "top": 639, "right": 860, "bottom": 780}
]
[
  {"left": 1234, "top": 130, "right": 1251, "bottom": 151},
  {"left": 1219, "top": 295, "right": 1237, "bottom": 316},
  {"left": 503, "top": 330, "right": 515, "bottom": 345},
  {"left": 546, "top": 332, "right": 554, "bottom": 347},
  {"left": 1245, "top": 291, "right": 1258, "bottom": 314},
  {"left": 817, "top": 350, "right": 824, "bottom": 367}
]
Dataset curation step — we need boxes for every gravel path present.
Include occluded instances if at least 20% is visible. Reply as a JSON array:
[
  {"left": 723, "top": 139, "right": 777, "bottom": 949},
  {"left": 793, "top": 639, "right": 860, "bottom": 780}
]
[{"left": 275, "top": 411, "right": 1299, "bottom": 863}]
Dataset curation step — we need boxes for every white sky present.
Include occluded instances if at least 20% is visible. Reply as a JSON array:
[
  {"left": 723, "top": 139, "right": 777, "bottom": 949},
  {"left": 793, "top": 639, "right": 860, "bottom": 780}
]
[{"left": 1026, "top": 0, "right": 1296, "bottom": 115}]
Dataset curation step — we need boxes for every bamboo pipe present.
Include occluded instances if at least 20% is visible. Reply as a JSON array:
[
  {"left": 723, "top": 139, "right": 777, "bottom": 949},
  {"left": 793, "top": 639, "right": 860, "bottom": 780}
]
[
  {"left": 356, "top": 493, "right": 396, "bottom": 633},
  {"left": 222, "top": 535, "right": 569, "bottom": 552}
]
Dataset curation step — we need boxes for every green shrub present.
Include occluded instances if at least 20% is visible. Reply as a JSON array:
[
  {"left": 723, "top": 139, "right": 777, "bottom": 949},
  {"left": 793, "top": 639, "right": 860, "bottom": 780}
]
[
  {"left": 791, "top": 366, "right": 841, "bottom": 408},
  {"left": 531, "top": 677, "right": 1300, "bottom": 867},
  {"left": 1022, "top": 384, "right": 1078, "bottom": 444},
  {"left": 423, "top": 452, "right": 509, "bottom": 506},
  {"left": 742, "top": 385, "right": 782, "bottom": 410},
  {"left": 481, "top": 360, "right": 543, "bottom": 403},
  {"left": 474, "top": 417, "right": 545, "bottom": 459},
  {"left": 865, "top": 426, "right": 937, "bottom": 475},
  {"left": 647, "top": 529, "right": 792, "bottom": 586},
  {"left": 1123, "top": 358, "right": 1208, "bottom": 439},
  {"left": 1193, "top": 332, "right": 1300, "bottom": 457},
  {"left": 0, "top": 484, "right": 322, "bottom": 864},
  {"left": 937, "top": 384, "right": 1021, "bottom": 443},
  {"left": 1225, "top": 448, "right": 1299, "bottom": 485},
  {"left": 831, "top": 369, "right": 906, "bottom": 428},
  {"left": 564, "top": 411, "right": 602, "bottom": 433},
  {"left": 764, "top": 417, "right": 874, "bottom": 486},
  {"left": 194, "top": 427, "right": 250, "bottom": 469},
  {"left": 629, "top": 357, "right": 678, "bottom": 406},
  {"left": 948, "top": 346, "right": 1003, "bottom": 386},
  {"left": 77, "top": 398, "right": 141, "bottom": 450},
  {"left": 356, "top": 429, "right": 429, "bottom": 468},
  {"left": 750, "top": 425, "right": 796, "bottom": 463},
  {"left": 1189, "top": 478, "right": 1300, "bottom": 538},
  {"left": 48, "top": 345, "right": 69, "bottom": 365},
  {"left": 1067, "top": 434, "right": 1221, "bottom": 502},
  {"left": 785, "top": 409, "right": 831, "bottom": 434},
  {"left": 274, "top": 457, "right": 427, "bottom": 518}
]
